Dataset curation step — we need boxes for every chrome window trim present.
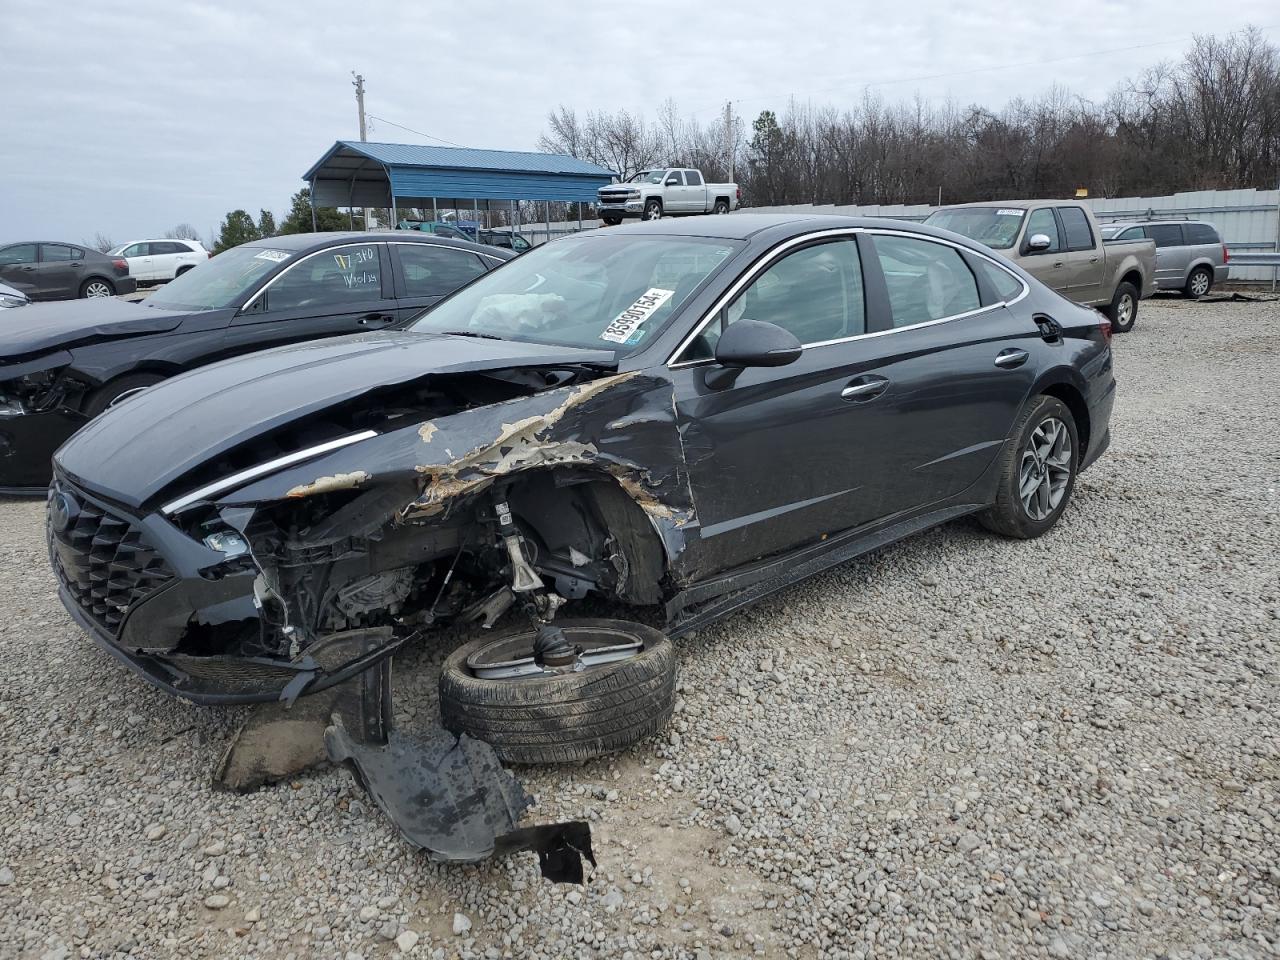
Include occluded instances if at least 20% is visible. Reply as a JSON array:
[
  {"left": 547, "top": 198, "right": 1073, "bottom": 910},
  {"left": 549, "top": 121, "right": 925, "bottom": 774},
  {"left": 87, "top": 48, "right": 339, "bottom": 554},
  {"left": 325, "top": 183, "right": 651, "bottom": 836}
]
[
  {"left": 384, "top": 239, "right": 507, "bottom": 264},
  {"left": 666, "top": 227, "right": 1029, "bottom": 369},
  {"left": 160, "top": 430, "right": 379, "bottom": 515}
]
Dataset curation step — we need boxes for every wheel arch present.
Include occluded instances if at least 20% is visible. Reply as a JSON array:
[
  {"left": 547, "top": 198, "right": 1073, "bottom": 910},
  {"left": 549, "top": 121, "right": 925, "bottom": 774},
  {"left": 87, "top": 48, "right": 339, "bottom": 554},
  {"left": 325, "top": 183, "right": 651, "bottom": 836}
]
[
  {"left": 1118, "top": 269, "right": 1143, "bottom": 296},
  {"left": 1034, "top": 374, "right": 1091, "bottom": 459}
]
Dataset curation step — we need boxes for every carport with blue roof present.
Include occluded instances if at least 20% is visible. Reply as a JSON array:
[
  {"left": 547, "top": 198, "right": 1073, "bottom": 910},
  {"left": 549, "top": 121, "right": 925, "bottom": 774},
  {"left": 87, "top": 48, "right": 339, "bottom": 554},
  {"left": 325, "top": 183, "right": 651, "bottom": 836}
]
[{"left": 302, "top": 141, "right": 617, "bottom": 236}]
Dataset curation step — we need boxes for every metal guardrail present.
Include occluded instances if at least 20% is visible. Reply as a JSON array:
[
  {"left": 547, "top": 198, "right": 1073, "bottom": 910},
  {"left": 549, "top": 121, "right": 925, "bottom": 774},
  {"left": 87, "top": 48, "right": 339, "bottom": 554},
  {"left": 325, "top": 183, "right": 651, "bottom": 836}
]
[{"left": 1226, "top": 251, "right": 1280, "bottom": 267}]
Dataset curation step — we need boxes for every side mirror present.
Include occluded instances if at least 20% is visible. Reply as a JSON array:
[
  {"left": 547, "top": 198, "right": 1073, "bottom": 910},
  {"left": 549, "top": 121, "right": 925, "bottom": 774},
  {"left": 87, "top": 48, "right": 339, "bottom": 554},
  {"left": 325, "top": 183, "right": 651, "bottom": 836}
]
[
  {"left": 665, "top": 176, "right": 680, "bottom": 186},
  {"left": 705, "top": 319, "right": 803, "bottom": 389},
  {"left": 1026, "top": 233, "right": 1053, "bottom": 253}
]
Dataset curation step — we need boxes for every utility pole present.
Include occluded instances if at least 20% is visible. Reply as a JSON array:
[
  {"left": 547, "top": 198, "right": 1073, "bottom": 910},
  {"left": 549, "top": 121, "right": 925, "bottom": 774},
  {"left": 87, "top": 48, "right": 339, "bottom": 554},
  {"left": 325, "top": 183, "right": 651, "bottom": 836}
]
[
  {"left": 353, "top": 72, "right": 367, "bottom": 141},
  {"left": 723, "top": 101, "right": 734, "bottom": 182},
  {"left": 352, "top": 72, "right": 372, "bottom": 228}
]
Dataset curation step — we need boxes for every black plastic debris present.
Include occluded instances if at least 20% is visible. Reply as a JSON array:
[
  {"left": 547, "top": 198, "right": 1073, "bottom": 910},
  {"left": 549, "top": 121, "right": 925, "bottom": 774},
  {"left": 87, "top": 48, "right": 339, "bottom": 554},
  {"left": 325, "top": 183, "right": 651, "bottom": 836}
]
[{"left": 324, "top": 715, "right": 594, "bottom": 883}]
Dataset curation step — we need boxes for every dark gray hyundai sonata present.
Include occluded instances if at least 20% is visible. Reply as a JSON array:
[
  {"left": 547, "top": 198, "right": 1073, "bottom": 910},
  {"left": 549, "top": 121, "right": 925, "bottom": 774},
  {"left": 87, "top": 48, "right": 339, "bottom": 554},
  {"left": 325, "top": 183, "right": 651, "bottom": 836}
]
[
  {"left": 49, "top": 212, "right": 1114, "bottom": 704},
  {"left": 46, "top": 212, "right": 1114, "bottom": 870}
]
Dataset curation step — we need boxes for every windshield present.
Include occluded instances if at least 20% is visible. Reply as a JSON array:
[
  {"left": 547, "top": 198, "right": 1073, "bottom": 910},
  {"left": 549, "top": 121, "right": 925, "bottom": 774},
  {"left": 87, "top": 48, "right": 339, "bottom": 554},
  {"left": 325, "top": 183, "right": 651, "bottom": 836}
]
[
  {"left": 925, "top": 207, "right": 1026, "bottom": 250},
  {"left": 409, "top": 234, "right": 740, "bottom": 354},
  {"left": 626, "top": 170, "right": 668, "bottom": 185},
  {"left": 147, "top": 245, "right": 291, "bottom": 310}
]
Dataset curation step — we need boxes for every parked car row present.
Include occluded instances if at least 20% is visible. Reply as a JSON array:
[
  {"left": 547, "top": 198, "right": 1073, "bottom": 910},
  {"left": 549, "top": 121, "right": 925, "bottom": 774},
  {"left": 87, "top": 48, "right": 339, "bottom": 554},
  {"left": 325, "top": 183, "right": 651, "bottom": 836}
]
[
  {"left": 0, "top": 242, "right": 137, "bottom": 301},
  {"left": 397, "top": 220, "right": 532, "bottom": 252},
  {"left": 0, "top": 232, "right": 512, "bottom": 490}
]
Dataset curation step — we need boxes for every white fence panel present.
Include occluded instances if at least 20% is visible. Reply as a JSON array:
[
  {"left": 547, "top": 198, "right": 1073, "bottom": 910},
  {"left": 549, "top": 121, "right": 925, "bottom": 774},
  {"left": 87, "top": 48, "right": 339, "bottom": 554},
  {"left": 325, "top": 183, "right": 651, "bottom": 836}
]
[{"left": 741, "top": 188, "right": 1280, "bottom": 282}]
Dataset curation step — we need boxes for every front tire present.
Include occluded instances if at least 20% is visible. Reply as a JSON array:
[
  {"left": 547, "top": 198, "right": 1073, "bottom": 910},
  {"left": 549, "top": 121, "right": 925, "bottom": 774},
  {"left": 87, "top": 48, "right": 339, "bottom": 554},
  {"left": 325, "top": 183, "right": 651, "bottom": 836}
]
[
  {"left": 1106, "top": 281, "right": 1139, "bottom": 333},
  {"left": 642, "top": 199, "right": 663, "bottom": 221},
  {"left": 980, "top": 395, "right": 1079, "bottom": 540},
  {"left": 439, "top": 619, "right": 677, "bottom": 764},
  {"left": 82, "top": 373, "right": 165, "bottom": 418},
  {"left": 80, "top": 278, "right": 114, "bottom": 298},
  {"left": 601, "top": 215, "right": 622, "bottom": 227},
  {"left": 1184, "top": 266, "right": 1212, "bottom": 299}
]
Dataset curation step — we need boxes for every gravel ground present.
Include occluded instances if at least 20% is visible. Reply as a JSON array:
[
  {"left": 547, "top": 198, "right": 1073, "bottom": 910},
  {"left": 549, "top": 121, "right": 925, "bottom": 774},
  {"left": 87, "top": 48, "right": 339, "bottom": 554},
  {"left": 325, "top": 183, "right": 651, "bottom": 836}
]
[{"left": 1, "top": 295, "right": 1277, "bottom": 960}]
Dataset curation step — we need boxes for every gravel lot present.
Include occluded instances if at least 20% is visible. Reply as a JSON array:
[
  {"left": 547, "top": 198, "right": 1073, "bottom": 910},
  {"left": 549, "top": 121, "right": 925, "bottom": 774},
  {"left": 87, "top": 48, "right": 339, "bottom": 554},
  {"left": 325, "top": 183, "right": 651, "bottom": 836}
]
[{"left": 1, "top": 296, "right": 1277, "bottom": 960}]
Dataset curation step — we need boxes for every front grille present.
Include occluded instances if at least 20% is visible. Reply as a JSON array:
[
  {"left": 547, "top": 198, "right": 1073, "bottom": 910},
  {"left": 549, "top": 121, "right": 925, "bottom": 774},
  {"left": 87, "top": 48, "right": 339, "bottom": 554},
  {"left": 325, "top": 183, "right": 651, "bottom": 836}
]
[
  {"left": 598, "top": 193, "right": 630, "bottom": 205},
  {"left": 48, "top": 481, "right": 174, "bottom": 634}
]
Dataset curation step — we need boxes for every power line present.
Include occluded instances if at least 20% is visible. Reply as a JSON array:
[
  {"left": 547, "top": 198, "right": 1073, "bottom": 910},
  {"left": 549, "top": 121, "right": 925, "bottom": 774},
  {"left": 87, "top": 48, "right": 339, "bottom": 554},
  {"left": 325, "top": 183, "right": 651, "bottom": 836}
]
[{"left": 365, "top": 114, "right": 466, "bottom": 148}]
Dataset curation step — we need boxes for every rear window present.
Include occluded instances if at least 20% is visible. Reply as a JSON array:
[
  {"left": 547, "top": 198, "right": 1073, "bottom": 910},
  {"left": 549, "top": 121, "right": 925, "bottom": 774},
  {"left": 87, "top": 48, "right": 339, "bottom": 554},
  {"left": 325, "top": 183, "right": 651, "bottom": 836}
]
[
  {"left": 1057, "top": 207, "right": 1094, "bottom": 251},
  {"left": 1184, "top": 223, "right": 1220, "bottom": 245}
]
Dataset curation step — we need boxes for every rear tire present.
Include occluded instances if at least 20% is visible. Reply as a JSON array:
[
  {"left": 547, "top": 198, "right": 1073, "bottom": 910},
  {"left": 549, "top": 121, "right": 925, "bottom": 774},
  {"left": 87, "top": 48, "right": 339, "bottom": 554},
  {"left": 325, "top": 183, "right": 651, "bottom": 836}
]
[
  {"left": 712, "top": 200, "right": 729, "bottom": 215},
  {"left": 80, "top": 278, "right": 114, "bottom": 298},
  {"left": 1105, "top": 281, "right": 1139, "bottom": 333},
  {"left": 1184, "top": 266, "right": 1212, "bottom": 299},
  {"left": 439, "top": 619, "right": 677, "bottom": 764},
  {"left": 83, "top": 373, "right": 165, "bottom": 418},
  {"left": 979, "top": 395, "right": 1079, "bottom": 540}
]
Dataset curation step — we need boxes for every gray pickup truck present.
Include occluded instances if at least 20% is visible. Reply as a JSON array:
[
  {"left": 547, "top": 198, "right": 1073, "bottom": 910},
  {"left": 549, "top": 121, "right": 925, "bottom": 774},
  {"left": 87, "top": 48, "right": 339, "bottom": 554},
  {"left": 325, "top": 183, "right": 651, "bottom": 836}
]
[
  {"left": 597, "top": 168, "right": 740, "bottom": 225},
  {"left": 926, "top": 200, "right": 1157, "bottom": 332}
]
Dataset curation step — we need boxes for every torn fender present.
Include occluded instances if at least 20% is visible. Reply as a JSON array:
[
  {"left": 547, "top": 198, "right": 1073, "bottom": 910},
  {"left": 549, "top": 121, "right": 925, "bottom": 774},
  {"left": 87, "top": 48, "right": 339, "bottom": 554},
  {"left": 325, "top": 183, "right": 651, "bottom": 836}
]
[{"left": 220, "top": 372, "right": 698, "bottom": 561}]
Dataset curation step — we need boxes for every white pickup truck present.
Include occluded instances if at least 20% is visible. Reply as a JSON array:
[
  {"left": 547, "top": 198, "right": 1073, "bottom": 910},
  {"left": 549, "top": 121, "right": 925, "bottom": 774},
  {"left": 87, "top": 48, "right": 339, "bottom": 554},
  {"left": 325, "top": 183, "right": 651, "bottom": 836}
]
[{"left": 597, "top": 168, "right": 740, "bottom": 225}]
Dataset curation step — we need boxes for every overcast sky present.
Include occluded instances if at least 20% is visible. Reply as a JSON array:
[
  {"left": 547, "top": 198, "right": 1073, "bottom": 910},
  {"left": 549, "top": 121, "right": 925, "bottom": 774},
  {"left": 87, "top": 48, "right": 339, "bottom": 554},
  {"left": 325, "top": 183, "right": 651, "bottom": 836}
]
[{"left": 2, "top": 1, "right": 1276, "bottom": 246}]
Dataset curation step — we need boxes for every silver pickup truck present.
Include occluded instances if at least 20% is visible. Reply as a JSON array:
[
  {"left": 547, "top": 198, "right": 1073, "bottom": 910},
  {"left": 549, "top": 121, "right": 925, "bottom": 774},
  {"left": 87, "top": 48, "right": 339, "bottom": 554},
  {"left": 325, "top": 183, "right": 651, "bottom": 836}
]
[
  {"left": 598, "top": 168, "right": 740, "bottom": 225},
  {"left": 926, "top": 200, "right": 1157, "bottom": 332}
]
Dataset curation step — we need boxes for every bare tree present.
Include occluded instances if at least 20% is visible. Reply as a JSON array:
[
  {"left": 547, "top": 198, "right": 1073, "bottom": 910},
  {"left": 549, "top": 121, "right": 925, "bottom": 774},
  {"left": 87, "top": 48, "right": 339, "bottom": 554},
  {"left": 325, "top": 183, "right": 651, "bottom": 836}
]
[
  {"left": 86, "top": 232, "right": 115, "bottom": 253},
  {"left": 164, "top": 223, "right": 202, "bottom": 243}
]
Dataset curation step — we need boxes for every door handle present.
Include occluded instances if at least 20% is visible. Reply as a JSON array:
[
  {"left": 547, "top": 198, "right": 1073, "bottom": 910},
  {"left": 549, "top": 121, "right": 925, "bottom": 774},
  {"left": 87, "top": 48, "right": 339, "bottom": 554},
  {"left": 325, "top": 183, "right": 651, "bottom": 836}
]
[
  {"left": 359, "top": 313, "right": 395, "bottom": 326},
  {"left": 841, "top": 376, "right": 889, "bottom": 401},
  {"left": 994, "top": 348, "right": 1029, "bottom": 369},
  {"left": 1052, "top": 260, "right": 1064, "bottom": 268}
]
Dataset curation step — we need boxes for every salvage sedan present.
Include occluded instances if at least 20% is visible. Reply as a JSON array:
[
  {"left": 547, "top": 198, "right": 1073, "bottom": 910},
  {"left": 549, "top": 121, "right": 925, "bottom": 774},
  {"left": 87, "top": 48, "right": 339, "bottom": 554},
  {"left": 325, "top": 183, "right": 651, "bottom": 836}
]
[
  {"left": 1, "top": 232, "right": 511, "bottom": 492},
  {"left": 49, "top": 212, "right": 1114, "bottom": 717}
]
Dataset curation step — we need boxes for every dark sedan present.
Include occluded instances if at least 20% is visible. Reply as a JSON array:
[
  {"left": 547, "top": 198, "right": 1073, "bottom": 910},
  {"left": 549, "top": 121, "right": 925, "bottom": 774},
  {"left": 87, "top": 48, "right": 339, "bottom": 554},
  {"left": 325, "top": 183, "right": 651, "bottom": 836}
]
[
  {"left": 49, "top": 212, "right": 1114, "bottom": 706},
  {"left": 0, "top": 232, "right": 512, "bottom": 491},
  {"left": 0, "top": 241, "right": 136, "bottom": 300}
]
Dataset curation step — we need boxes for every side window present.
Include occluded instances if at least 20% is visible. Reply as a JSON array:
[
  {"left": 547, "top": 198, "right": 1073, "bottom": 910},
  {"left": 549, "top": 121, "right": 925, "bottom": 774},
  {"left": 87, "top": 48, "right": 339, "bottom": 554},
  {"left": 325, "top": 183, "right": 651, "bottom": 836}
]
[
  {"left": 0, "top": 244, "right": 37, "bottom": 265},
  {"left": 122, "top": 243, "right": 149, "bottom": 258},
  {"left": 154, "top": 241, "right": 184, "bottom": 255},
  {"left": 1184, "top": 223, "right": 1220, "bottom": 245},
  {"left": 1144, "top": 224, "right": 1183, "bottom": 248},
  {"left": 679, "top": 238, "right": 865, "bottom": 361},
  {"left": 40, "top": 244, "right": 77, "bottom": 262},
  {"left": 665, "top": 170, "right": 684, "bottom": 185},
  {"left": 1116, "top": 227, "right": 1142, "bottom": 241},
  {"left": 1057, "top": 207, "right": 1094, "bottom": 251},
  {"left": 1025, "top": 209, "right": 1060, "bottom": 253},
  {"left": 874, "top": 235, "right": 980, "bottom": 327},
  {"left": 266, "top": 244, "right": 382, "bottom": 311},
  {"left": 394, "top": 244, "right": 487, "bottom": 298},
  {"left": 685, "top": 170, "right": 703, "bottom": 186},
  {"left": 972, "top": 258, "right": 1026, "bottom": 303}
]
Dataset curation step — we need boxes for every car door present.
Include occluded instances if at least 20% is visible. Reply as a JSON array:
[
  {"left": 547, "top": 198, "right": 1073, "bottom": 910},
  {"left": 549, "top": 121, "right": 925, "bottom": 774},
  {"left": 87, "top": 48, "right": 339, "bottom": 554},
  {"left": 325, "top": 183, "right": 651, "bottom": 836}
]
[
  {"left": 856, "top": 231, "right": 1039, "bottom": 514},
  {"left": 1055, "top": 206, "right": 1103, "bottom": 303},
  {"left": 669, "top": 235, "right": 890, "bottom": 572},
  {"left": 388, "top": 241, "right": 492, "bottom": 321},
  {"left": 664, "top": 170, "right": 691, "bottom": 212},
  {"left": 148, "top": 240, "right": 181, "bottom": 280},
  {"left": 226, "top": 241, "right": 396, "bottom": 354},
  {"left": 0, "top": 244, "right": 40, "bottom": 297},
  {"left": 683, "top": 170, "right": 706, "bottom": 212},
  {"left": 120, "top": 242, "right": 156, "bottom": 281},
  {"left": 1018, "top": 207, "right": 1068, "bottom": 294},
  {"left": 36, "top": 244, "right": 83, "bottom": 299},
  {"left": 1143, "top": 223, "right": 1186, "bottom": 287}
]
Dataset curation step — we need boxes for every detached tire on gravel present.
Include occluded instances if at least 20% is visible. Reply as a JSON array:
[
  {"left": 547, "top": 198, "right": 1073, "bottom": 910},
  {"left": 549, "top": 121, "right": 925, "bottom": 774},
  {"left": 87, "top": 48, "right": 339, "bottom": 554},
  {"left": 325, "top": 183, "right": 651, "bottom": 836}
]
[{"left": 439, "top": 619, "right": 676, "bottom": 765}]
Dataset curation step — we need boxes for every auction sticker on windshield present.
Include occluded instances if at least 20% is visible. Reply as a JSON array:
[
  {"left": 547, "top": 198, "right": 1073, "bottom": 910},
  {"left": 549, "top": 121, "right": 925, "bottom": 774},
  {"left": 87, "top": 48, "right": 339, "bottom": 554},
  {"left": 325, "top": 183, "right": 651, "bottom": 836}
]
[
  {"left": 600, "top": 288, "right": 674, "bottom": 344},
  {"left": 254, "top": 250, "right": 290, "bottom": 262},
  {"left": 996, "top": 209, "right": 1024, "bottom": 217}
]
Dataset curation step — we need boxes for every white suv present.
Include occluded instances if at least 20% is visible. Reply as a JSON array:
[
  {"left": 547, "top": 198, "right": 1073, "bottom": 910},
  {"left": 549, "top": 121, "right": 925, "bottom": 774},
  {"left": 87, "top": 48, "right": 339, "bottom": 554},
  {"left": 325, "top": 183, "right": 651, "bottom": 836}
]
[{"left": 110, "top": 238, "right": 209, "bottom": 283}]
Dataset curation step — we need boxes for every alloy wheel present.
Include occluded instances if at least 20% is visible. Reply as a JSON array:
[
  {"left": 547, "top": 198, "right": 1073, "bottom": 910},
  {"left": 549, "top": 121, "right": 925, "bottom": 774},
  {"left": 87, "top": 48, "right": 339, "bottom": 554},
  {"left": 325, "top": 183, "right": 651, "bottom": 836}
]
[
  {"left": 643, "top": 205, "right": 661, "bottom": 221},
  {"left": 84, "top": 281, "right": 112, "bottom": 298},
  {"left": 1190, "top": 271, "right": 1210, "bottom": 296},
  {"left": 1117, "top": 294, "right": 1134, "bottom": 326},
  {"left": 1018, "top": 416, "right": 1072, "bottom": 521},
  {"left": 464, "top": 624, "right": 644, "bottom": 680}
]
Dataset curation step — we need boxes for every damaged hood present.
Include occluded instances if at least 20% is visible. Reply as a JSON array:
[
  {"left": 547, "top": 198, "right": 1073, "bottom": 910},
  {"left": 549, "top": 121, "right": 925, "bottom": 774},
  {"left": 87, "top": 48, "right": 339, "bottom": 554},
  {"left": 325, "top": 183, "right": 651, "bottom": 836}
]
[
  {"left": 54, "top": 330, "right": 616, "bottom": 508},
  {"left": 0, "top": 298, "right": 192, "bottom": 360}
]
